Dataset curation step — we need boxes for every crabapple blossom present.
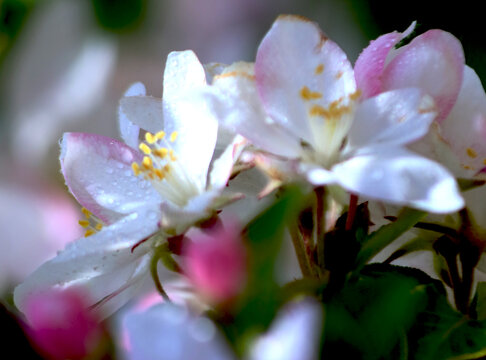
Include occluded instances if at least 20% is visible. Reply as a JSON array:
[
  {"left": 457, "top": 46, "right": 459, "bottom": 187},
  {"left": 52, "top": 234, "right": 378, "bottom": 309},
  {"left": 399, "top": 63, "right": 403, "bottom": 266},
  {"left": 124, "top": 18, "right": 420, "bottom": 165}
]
[
  {"left": 196, "top": 15, "right": 464, "bottom": 213},
  {"left": 14, "top": 50, "right": 243, "bottom": 317}
]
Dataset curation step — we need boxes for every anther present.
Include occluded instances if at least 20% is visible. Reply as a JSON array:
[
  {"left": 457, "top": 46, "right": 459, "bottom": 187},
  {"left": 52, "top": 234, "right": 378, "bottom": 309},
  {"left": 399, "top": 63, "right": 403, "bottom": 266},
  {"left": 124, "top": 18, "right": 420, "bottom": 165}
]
[
  {"left": 132, "top": 162, "right": 141, "bottom": 176},
  {"left": 139, "top": 143, "right": 152, "bottom": 155},
  {"left": 155, "top": 131, "right": 166, "bottom": 140},
  {"left": 142, "top": 156, "right": 153, "bottom": 169},
  {"left": 81, "top": 208, "right": 91, "bottom": 218},
  {"left": 78, "top": 220, "right": 90, "bottom": 228},
  {"left": 84, "top": 229, "right": 95, "bottom": 237},
  {"left": 170, "top": 131, "right": 178, "bottom": 142},
  {"left": 145, "top": 132, "right": 156, "bottom": 144}
]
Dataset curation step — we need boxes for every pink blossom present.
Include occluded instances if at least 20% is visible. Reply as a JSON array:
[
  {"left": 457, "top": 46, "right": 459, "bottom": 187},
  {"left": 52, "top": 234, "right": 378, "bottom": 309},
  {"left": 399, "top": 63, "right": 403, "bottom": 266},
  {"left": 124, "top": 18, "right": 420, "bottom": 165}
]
[
  {"left": 183, "top": 221, "right": 247, "bottom": 304},
  {"left": 23, "top": 288, "right": 106, "bottom": 360}
]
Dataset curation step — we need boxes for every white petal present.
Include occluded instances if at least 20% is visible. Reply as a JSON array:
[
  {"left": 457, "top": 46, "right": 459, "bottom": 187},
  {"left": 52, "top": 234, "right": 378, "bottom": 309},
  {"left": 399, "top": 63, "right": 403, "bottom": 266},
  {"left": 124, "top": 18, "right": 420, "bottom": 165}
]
[
  {"left": 163, "top": 91, "right": 219, "bottom": 192},
  {"left": 301, "top": 163, "right": 336, "bottom": 185},
  {"left": 332, "top": 148, "right": 464, "bottom": 213},
  {"left": 119, "top": 96, "right": 164, "bottom": 134},
  {"left": 14, "top": 209, "right": 161, "bottom": 317},
  {"left": 159, "top": 190, "right": 223, "bottom": 234},
  {"left": 211, "top": 64, "right": 302, "bottom": 157},
  {"left": 124, "top": 303, "right": 235, "bottom": 360},
  {"left": 60, "top": 132, "right": 162, "bottom": 224},
  {"left": 255, "top": 15, "right": 356, "bottom": 145},
  {"left": 163, "top": 50, "right": 207, "bottom": 102},
  {"left": 250, "top": 299, "right": 323, "bottom": 360},
  {"left": 346, "top": 88, "right": 436, "bottom": 151},
  {"left": 440, "top": 66, "right": 486, "bottom": 172},
  {"left": 209, "top": 135, "right": 246, "bottom": 190},
  {"left": 118, "top": 82, "right": 145, "bottom": 149}
]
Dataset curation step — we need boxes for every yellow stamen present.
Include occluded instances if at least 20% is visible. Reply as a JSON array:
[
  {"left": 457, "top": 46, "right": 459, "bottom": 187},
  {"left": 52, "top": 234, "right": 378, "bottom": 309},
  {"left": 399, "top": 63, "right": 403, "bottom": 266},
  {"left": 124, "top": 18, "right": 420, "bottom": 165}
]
[
  {"left": 139, "top": 143, "right": 152, "bottom": 155},
  {"left": 467, "top": 147, "right": 477, "bottom": 159},
  {"left": 155, "top": 168, "right": 165, "bottom": 180},
  {"left": 309, "top": 105, "right": 330, "bottom": 118},
  {"left": 95, "top": 223, "right": 103, "bottom": 231},
  {"left": 132, "top": 162, "right": 141, "bottom": 176},
  {"left": 315, "top": 64, "right": 324, "bottom": 75},
  {"left": 155, "top": 131, "right": 166, "bottom": 140},
  {"left": 78, "top": 220, "right": 90, "bottom": 228},
  {"left": 349, "top": 90, "right": 362, "bottom": 101},
  {"left": 300, "top": 86, "right": 322, "bottom": 101},
  {"left": 169, "top": 149, "right": 177, "bottom": 161},
  {"left": 142, "top": 156, "right": 153, "bottom": 169},
  {"left": 145, "top": 132, "right": 156, "bottom": 144},
  {"left": 84, "top": 229, "right": 95, "bottom": 237},
  {"left": 81, "top": 207, "right": 91, "bottom": 218},
  {"left": 153, "top": 148, "right": 169, "bottom": 158},
  {"left": 170, "top": 131, "right": 178, "bottom": 142}
]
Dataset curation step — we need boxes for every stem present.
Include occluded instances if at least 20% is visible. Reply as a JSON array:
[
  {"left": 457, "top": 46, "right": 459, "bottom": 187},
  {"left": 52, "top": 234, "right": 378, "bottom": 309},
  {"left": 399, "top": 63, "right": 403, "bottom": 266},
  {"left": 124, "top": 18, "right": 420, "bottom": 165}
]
[
  {"left": 444, "top": 253, "right": 463, "bottom": 313},
  {"left": 289, "top": 222, "right": 315, "bottom": 278},
  {"left": 150, "top": 254, "right": 171, "bottom": 302},
  {"left": 314, "top": 186, "right": 326, "bottom": 271},
  {"left": 345, "top": 194, "right": 358, "bottom": 231}
]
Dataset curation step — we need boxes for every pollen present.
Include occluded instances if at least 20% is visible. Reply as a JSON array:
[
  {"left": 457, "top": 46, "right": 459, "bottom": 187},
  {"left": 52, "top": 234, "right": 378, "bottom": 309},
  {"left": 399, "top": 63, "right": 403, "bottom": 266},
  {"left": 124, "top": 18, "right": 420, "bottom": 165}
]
[
  {"left": 300, "top": 86, "right": 322, "bottom": 101},
  {"left": 78, "top": 220, "right": 90, "bottom": 228},
  {"left": 170, "top": 131, "right": 178, "bottom": 142},
  {"left": 483, "top": 159, "right": 486, "bottom": 165},
  {"left": 132, "top": 162, "right": 141, "bottom": 176},
  {"left": 84, "top": 229, "right": 96, "bottom": 237},
  {"left": 309, "top": 104, "right": 329, "bottom": 118},
  {"left": 78, "top": 208, "right": 105, "bottom": 237},
  {"left": 139, "top": 143, "right": 152, "bottom": 155},
  {"left": 467, "top": 147, "right": 477, "bottom": 158},
  {"left": 145, "top": 132, "right": 156, "bottom": 144},
  {"left": 349, "top": 90, "right": 362, "bottom": 101},
  {"left": 169, "top": 149, "right": 177, "bottom": 161},
  {"left": 153, "top": 148, "right": 169, "bottom": 158},
  {"left": 142, "top": 156, "right": 153, "bottom": 169},
  {"left": 155, "top": 131, "right": 166, "bottom": 140},
  {"left": 315, "top": 64, "right": 324, "bottom": 75},
  {"left": 81, "top": 207, "right": 91, "bottom": 218}
]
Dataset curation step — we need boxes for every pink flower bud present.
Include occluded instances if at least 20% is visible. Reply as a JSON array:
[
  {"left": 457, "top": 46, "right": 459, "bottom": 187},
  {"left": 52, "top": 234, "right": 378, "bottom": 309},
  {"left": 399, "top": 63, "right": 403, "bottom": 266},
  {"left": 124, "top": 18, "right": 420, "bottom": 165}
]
[
  {"left": 183, "top": 221, "right": 247, "bottom": 304},
  {"left": 23, "top": 288, "right": 105, "bottom": 360}
]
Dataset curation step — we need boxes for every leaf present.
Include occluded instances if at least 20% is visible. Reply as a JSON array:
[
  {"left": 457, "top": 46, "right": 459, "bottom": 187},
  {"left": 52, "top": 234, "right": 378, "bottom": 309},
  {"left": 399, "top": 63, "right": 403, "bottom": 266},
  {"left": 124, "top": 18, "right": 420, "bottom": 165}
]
[
  {"left": 472, "top": 282, "right": 486, "bottom": 321},
  {"left": 323, "top": 263, "right": 444, "bottom": 359},
  {"left": 355, "top": 208, "right": 426, "bottom": 269},
  {"left": 217, "top": 185, "right": 305, "bottom": 355}
]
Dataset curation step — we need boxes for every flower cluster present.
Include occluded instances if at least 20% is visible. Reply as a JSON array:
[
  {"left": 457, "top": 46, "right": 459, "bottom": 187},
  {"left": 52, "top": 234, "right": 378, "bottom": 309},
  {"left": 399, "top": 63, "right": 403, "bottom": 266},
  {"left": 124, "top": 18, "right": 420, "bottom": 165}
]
[{"left": 11, "top": 15, "right": 486, "bottom": 359}]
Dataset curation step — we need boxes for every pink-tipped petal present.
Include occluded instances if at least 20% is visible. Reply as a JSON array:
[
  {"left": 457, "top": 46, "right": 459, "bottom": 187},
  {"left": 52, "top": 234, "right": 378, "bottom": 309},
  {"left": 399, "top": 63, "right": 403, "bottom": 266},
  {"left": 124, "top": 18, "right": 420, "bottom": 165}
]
[
  {"left": 60, "top": 132, "right": 161, "bottom": 224},
  {"left": 382, "top": 30, "right": 464, "bottom": 121},
  {"left": 255, "top": 15, "right": 356, "bottom": 144},
  {"left": 14, "top": 209, "right": 160, "bottom": 318},
  {"left": 354, "top": 32, "right": 402, "bottom": 99}
]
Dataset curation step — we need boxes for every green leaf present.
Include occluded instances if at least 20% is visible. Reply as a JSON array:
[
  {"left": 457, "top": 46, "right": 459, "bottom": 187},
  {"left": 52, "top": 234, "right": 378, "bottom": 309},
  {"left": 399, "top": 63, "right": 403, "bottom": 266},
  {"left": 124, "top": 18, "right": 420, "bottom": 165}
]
[
  {"left": 218, "top": 185, "right": 305, "bottom": 355},
  {"left": 355, "top": 208, "right": 426, "bottom": 269},
  {"left": 323, "top": 263, "right": 444, "bottom": 359},
  {"left": 472, "top": 282, "right": 486, "bottom": 321},
  {"left": 457, "top": 178, "right": 486, "bottom": 192}
]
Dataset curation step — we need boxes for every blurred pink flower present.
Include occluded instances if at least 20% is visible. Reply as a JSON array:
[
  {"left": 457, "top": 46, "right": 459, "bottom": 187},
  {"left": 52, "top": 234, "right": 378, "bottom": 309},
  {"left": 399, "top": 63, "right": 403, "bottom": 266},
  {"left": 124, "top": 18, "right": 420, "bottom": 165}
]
[
  {"left": 0, "top": 177, "right": 81, "bottom": 292},
  {"left": 23, "top": 288, "right": 106, "bottom": 360},
  {"left": 183, "top": 221, "right": 247, "bottom": 304}
]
